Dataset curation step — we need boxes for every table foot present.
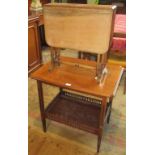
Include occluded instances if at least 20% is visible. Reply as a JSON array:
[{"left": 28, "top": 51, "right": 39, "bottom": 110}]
[
  {"left": 97, "top": 135, "right": 102, "bottom": 152},
  {"left": 37, "top": 81, "right": 46, "bottom": 133},
  {"left": 42, "top": 119, "right": 47, "bottom": 132}
]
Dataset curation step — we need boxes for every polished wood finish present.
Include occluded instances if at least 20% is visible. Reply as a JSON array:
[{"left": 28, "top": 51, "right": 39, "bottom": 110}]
[
  {"left": 43, "top": 3, "right": 116, "bottom": 82},
  {"left": 28, "top": 16, "right": 42, "bottom": 74},
  {"left": 43, "top": 3, "right": 116, "bottom": 54},
  {"left": 30, "top": 4, "right": 122, "bottom": 152},
  {"left": 31, "top": 57, "right": 123, "bottom": 98},
  {"left": 30, "top": 60, "right": 123, "bottom": 152}
]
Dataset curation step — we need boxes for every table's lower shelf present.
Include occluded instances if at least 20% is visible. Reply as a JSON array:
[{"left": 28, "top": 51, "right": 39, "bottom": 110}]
[
  {"left": 45, "top": 91, "right": 106, "bottom": 134},
  {"left": 32, "top": 61, "right": 123, "bottom": 152}
]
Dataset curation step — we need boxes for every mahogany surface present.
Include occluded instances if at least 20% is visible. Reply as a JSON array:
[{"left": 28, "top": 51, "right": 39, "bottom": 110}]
[
  {"left": 30, "top": 57, "right": 123, "bottom": 152},
  {"left": 31, "top": 57, "right": 123, "bottom": 98},
  {"left": 29, "top": 4, "right": 123, "bottom": 152}
]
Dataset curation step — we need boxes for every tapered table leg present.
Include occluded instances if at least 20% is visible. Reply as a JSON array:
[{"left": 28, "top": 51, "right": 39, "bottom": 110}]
[
  {"left": 107, "top": 97, "right": 113, "bottom": 124},
  {"left": 97, "top": 97, "right": 107, "bottom": 152},
  {"left": 37, "top": 81, "right": 46, "bottom": 132}
]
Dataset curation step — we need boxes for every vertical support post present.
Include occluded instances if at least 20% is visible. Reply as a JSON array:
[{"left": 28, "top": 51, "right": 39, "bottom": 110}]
[
  {"left": 49, "top": 47, "right": 54, "bottom": 72},
  {"left": 96, "top": 54, "right": 101, "bottom": 82},
  {"left": 49, "top": 47, "right": 60, "bottom": 72},
  {"left": 54, "top": 48, "right": 60, "bottom": 66},
  {"left": 97, "top": 97, "right": 107, "bottom": 152},
  {"left": 101, "top": 53, "right": 107, "bottom": 69},
  {"left": 37, "top": 81, "right": 46, "bottom": 132},
  {"left": 52, "top": 47, "right": 60, "bottom": 66},
  {"left": 107, "top": 97, "right": 113, "bottom": 124},
  {"left": 96, "top": 53, "right": 108, "bottom": 84}
]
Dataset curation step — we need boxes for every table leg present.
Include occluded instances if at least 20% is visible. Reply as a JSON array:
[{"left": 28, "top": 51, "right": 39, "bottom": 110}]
[
  {"left": 107, "top": 97, "right": 113, "bottom": 124},
  {"left": 37, "top": 81, "right": 46, "bottom": 132},
  {"left": 97, "top": 97, "right": 107, "bottom": 152}
]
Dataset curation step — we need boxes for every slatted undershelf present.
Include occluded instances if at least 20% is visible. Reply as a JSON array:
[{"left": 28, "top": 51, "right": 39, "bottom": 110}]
[{"left": 45, "top": 91, "right": 110, "bottom": 135}]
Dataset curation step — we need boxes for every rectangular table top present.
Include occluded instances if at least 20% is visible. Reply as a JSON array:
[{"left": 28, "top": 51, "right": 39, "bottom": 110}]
[
  {"left": 43, "top": 3, "right": 116, "bottom": 54},
  {"left": 30, "top": 57, "right": 123, "bottom": 98}
]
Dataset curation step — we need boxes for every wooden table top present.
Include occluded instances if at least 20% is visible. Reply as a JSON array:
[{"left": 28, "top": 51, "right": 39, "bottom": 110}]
[
  {"left": 30, "top": 57, "right": 123, "bottom": 98},
  {"left": 43, "top": 4, "right": 116, "bottom": 54}
]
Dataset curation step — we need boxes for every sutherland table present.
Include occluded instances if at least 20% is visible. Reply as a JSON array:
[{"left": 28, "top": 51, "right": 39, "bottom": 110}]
[{"left": 30, "top": 57, "right": 124, "bottom": 152}]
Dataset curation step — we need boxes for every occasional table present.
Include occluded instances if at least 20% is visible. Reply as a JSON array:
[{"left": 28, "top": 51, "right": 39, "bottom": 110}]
[{"left": 30, "top": 57, "right": 123, "bottom": 152}]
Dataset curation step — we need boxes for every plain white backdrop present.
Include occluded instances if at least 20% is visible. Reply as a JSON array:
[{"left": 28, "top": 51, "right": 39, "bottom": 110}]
[
  {"left": 0, "top": 0, "right": 155, "bottom": 155},
  {"left": 0, "top": 1, "right": 28, "bottom": 155}
]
